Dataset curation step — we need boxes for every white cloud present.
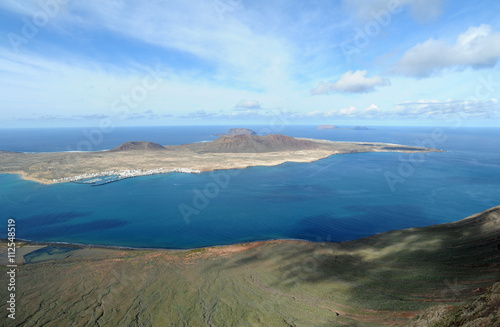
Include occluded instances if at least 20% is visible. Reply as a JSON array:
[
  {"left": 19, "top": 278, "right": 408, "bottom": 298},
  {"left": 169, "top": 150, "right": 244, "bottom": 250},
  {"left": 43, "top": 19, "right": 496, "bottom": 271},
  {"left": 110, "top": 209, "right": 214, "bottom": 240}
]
[
  {"left": 0, "top": 0, "right": 299, "bottom": 96},
  {"left": 311, "top": 70, "right": 390, "bottom": 95},
  {"left": 363, "top": 104, "right": 381, "bottom": 117},
  {"left": 338, "top": 106, "right": 358, "bottom": 116},
  {"left": 305, "top": 110, "right": 326, "bottom": 118},
  {"left": 60, "top": 1, "right": 296, "bottom": 93},
  {"left": 392, "top": 99, "right": 500, "bottom": 119},
  {"left": 0, "top": 48, "right": 272, "bottom": 121},
  {"left": 1, "top": 0, "right": 499, "bottom": 127},
  {"left": 395, "top": 24, "right": 500, "bottom": 77},
  {"left": 177, "top": 108, "right": 295, "bottom": 121},
  {"left": 234, "top": 99, "right": 262, "bottom": 109},
  {"left": 302, "top": 105, "right": 378, "bottom": 118},
  {"left": 298, "top": 100, "right": 500, "bottom": 121}
]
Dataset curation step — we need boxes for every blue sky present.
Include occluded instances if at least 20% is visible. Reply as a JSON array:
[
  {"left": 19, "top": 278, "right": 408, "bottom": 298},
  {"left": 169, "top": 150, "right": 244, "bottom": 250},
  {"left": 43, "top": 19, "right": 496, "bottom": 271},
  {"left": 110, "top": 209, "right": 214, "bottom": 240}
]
[{"left": 1, "top": 0, "right": 500, "bottom": 127}]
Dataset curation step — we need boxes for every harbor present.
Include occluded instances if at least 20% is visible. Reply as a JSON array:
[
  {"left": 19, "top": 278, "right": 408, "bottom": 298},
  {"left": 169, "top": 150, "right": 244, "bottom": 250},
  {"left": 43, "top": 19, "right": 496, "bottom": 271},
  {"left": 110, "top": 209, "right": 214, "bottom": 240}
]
[{"left": 53, "top": 167, "right": 201, "bottom": 184}]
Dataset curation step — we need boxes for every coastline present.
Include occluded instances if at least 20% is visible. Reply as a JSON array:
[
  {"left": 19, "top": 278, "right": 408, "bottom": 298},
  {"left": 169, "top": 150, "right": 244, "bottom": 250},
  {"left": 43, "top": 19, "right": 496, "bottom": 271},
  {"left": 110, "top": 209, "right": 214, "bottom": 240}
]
[
  {"left": 0, "top": 139, "right": 442, "bottom": 185},
  {"left": 3, "top": 206, "right": 499, "bottom": 326},
  {"left": 5, "top": 205, "right": 497, "bottom": 257},
  {"left": 6, "top": 171, "right": 54, "bottom": 185},
  {"left": 0, "top": 237, "right": 315, "bottom": 254}
]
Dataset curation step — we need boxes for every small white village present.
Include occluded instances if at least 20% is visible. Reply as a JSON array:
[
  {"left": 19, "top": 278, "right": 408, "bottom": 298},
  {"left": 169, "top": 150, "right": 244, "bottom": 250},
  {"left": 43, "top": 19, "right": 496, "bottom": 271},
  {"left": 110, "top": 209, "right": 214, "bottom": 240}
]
[{"left": 52, "top": 167, "right": 201, "bottom": 183}]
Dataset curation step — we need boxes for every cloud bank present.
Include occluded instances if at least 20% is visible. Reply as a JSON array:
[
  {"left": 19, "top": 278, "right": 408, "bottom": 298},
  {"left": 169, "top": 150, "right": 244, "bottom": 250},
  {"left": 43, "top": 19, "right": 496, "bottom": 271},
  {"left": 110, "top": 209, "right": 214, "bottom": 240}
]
[
  {"left": 395, "top": 24, "right": 500, "bottom": 77},
  {"left": 311, "top": 70, "right": 390, "bottom": 95},
  {"left": 234, "top": 99, "right": 262, "bottom": 109}
]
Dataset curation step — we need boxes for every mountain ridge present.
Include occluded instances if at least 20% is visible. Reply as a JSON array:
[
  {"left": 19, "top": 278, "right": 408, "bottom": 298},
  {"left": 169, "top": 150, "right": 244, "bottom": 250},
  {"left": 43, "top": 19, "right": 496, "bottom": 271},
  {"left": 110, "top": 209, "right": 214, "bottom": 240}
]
[
  {"left": 187, "top": 134, "right": 317, "bottom": 153},
  {"left": 109, "top": 141, "right": 167, "bottom": 152}
]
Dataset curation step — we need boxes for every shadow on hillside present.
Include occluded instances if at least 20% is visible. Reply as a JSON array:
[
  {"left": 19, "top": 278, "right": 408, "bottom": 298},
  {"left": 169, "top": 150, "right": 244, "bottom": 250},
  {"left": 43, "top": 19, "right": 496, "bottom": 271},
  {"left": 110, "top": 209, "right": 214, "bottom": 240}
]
[{"left": 212, "top": 208, "right": 500, "bottom": 314}]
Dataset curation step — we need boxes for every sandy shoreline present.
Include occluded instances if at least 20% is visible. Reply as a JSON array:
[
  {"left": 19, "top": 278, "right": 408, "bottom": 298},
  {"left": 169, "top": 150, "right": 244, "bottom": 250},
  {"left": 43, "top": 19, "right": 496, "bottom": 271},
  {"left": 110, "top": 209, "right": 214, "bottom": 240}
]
[
  {"left": 0, "top": 237, "right": 310, "bottom": 253},
  {"left": 0, "top": 238, "right": 310, "bottom": 266}
]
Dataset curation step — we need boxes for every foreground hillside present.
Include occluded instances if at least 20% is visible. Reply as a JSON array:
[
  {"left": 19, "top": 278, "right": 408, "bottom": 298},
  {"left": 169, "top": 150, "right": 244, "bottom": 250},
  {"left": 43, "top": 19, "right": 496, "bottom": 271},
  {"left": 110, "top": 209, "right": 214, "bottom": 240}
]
[{"left": 1, "top": 206, "right": 499, "bottom": 326}]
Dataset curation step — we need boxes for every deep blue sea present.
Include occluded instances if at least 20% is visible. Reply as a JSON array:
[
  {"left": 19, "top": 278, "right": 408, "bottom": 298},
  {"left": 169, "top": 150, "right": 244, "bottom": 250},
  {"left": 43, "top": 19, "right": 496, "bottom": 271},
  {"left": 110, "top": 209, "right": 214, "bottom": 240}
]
[{"left": 1, "top": 125, "right": 499, "bottom": 248}]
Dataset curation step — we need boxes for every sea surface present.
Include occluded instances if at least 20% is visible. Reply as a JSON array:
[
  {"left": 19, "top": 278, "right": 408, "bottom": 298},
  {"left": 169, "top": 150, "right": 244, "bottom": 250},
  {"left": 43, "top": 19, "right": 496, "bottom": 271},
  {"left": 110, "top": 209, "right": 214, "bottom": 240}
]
[{"left": 1, "top": 125, "right": 499, "bottom": 248}]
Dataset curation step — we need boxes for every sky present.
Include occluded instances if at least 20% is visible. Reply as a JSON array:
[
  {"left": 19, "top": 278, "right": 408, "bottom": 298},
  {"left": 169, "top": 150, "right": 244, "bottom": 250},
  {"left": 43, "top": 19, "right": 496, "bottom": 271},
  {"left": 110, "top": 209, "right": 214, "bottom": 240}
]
[{"left": 1, "top": 0, "right": 500, "bottom": 128}]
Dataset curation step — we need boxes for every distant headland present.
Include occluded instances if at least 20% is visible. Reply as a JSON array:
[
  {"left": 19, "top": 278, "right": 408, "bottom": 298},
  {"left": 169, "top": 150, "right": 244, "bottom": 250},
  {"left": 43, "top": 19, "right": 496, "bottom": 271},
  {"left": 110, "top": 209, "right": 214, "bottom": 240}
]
[
  {"left": 317, "top": 125, "right": 375, "bottom": 130},
  {"left": 213, "top": 127, "right": 257, "bottom": 136},
  {"left": 109, "top": 141, "right": 167, "bottom": 152},
  {"left": 0, "top": 130, "right": 442, "bottom": 184}
]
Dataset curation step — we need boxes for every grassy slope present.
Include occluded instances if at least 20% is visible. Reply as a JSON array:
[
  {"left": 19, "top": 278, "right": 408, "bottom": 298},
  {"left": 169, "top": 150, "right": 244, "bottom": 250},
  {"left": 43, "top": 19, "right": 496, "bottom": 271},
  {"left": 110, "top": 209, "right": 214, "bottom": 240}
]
[{"left": 1, "top": 206, "right": 499, "bottom": 326}]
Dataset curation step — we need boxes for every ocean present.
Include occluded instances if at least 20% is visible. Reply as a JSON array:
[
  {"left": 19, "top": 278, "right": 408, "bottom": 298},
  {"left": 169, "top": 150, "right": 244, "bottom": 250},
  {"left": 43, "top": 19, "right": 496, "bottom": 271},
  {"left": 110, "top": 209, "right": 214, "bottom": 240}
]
[{"left": 1, "top": 125, "right": 499, "bottom": 248}]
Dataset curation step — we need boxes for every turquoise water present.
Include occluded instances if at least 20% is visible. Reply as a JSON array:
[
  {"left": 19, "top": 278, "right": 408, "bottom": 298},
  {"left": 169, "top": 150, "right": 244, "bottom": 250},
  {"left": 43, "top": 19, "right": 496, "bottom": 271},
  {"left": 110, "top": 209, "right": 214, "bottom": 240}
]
[{"left": 1, "top": 126, "right": 499, "bottom": 248}]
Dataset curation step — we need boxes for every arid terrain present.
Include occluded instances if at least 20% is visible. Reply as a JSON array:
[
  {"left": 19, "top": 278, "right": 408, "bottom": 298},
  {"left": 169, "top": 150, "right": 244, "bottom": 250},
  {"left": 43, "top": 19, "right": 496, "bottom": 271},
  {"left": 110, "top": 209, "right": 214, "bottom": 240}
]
[
  {"left": 1, "top": 206, "right": 499, "bottom": 326},
  {"left": 0, "top": 134, "right": 440, "bottom": 184}
]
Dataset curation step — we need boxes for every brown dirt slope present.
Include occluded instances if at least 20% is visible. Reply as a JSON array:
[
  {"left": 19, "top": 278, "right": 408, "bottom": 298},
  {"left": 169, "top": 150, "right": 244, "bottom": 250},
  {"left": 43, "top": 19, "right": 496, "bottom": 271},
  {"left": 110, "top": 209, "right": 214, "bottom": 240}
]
[
  {"left": 226, "top": 128, "right": 257, "bottom": 135},
  {"left": 109, "top": 141, "right": 167, "bottom": 152},
  {"left": 407, "top": 282, "right": 500, "bottom": 326},
  {"left": 187, "top": 134, "right": 317, "bottom": 153}
]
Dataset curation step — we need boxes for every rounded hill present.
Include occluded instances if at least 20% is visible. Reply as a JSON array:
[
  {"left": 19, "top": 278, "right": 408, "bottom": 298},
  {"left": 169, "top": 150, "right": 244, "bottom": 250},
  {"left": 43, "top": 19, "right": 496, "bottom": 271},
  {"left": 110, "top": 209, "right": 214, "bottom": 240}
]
[
  {"left": 188, "top": 134, "right": 317, "bottom": 153},
  {"left": 109, "top": 141, "right": 166, "bottom": 152}
]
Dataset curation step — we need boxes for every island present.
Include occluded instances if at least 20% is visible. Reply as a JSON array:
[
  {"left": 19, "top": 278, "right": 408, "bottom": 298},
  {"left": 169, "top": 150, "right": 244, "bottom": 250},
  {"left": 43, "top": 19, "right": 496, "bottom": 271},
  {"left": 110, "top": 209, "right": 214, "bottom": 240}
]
[
  {"left": 317, "top": 125, "right": 375, "bottom": 130},
  {"left": 213, "top": 127, "right": 257, "bottom": 136},
  {"left": 317, "top": 124, "right": 342, "bottom": 130},
  {"left": 0, "top": 134, "right": 441, "bottom": 184},
  {"left": 225, "top": 127, "right": 257, "bottom": 135}
]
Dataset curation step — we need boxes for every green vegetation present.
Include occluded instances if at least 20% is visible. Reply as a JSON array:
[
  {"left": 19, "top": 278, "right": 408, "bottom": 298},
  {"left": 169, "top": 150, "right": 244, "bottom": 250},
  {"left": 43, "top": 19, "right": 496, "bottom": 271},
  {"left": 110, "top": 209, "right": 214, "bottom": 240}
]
[
  {"left": 189, "top": 248, "right": 207, "bottom": 254},
  {"left": 1, "top": 206, "right": 499, "bottom": 326}
]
